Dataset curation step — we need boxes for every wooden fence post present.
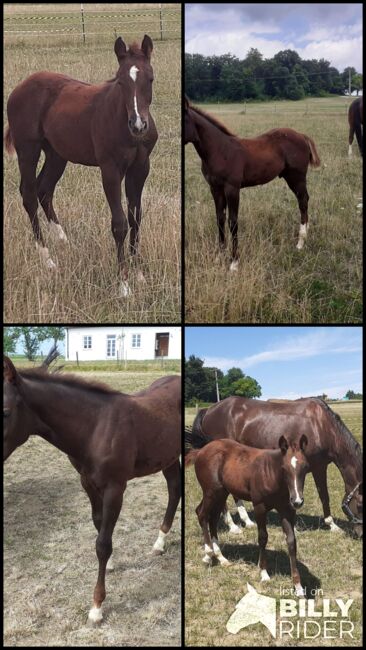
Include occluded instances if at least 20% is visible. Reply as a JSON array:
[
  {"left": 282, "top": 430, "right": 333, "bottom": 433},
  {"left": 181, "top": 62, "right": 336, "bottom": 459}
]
[{"left": 80, "top": 3, "right": 86, "bottom": 44}]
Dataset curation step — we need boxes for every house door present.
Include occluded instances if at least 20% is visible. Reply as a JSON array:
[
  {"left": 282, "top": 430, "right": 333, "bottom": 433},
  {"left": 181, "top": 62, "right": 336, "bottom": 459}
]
[{"left": 155, "top": 333, "right": 169, "bottom": 357}]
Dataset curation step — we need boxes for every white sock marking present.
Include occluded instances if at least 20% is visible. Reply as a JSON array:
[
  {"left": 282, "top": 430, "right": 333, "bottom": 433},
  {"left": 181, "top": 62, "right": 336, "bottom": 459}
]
[
  {"left": 106, "top": 555, "right": 114, "bottom": 571},
  {"left": 120, "top": 280, "right": 131, "bottom": 297},
  {"left": 296, "top": 223, "right": 308, "bottom": 250},
  {"left": 348, "top": 144, "right": 353, "bottom": 157},
  {"left": 212, "top": 538, "right": 230, "bottom": 566},
  {"left": 49, "top": 222, "right": 68, "bottom": 242},
  {"left": 224, "top": 510, "right": 242, "bottom": 534},
  {"left": 229, "top": 260, "right": 239, "bottom": 272},
  {"left": 153, "top": 529, "right": 167, "bottom": 553},
  {"left": 260, "top": 569, "right": 271, "bottom": 582},
  {"left": 295, "top": 583, "right": 305, "bottom": 597},
  {"left": 236, "top": 501, "right": 255, "bottom": 527},
  {"left": 324, "top": 516, "right": 341, "bottom": 532},
  {"left": 88, "top": 606, "right": 103, "bottom": 623}
]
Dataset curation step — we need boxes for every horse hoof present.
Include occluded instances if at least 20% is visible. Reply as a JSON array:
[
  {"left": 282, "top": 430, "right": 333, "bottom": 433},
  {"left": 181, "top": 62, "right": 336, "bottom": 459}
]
[
  {"left": 120, "top": 281, "right": 131, "bottom": 297},
  {"left": 229, "top": 525, "right": 242, "bottom": 535},
  {"left": 229, "top": 260, "right": 239, "bottom": 272},
  {"left": 152, "top": 548, "right": 165, "bottom": 556},
  {"left": 136, "top": 270, "right": 146, "bottom": 284},
  {"left": 245, "top": 520, "right": 255, "bottom": 528}
]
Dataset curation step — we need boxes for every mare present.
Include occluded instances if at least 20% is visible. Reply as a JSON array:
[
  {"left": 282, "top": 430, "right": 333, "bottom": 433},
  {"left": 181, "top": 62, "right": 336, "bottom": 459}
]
[
  {"left": 5, "top": 35, "right": 158, "bottom": 296},
  {"left": 184, "top": 96, "right": 320, "bottom": 266},
  {"left": 3, "top": 356, "right": 181, "bottom": 623},
  {"left": 187, "top": 397, "right": 363, "bottom": 537},
  {"left": 348, "top": 97, "right": 363, "bottom": 157},
  {"left": 186, "top": 435, "right": 309, "bottom": 596}
]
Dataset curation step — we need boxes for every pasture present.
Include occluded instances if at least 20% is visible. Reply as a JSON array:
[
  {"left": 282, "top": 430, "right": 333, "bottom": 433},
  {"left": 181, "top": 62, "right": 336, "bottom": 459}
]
[
  {"left": 4, "top": 4, "right": 181, "bottom": 323},
  {"left": 4, "top": 369, "right": 181, "bottom": 647},
  {"left": 184, "top": 402, "right": 363, "bottom": 646},
  {"left": 185, "top": 98, "right": 362, "bottom": 323}
]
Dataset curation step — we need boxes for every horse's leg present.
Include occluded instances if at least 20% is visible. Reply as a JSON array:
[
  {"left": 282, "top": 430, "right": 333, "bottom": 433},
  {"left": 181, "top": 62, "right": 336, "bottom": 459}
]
[
  {"left": 100, "top": 162, "right": 129, "bottom": 296},
  {"left": 348, "top": 121, "right": 354, "bottom": 157},
  {"left": 223, "top": 499, "right": 242, "bottom": 534},
  {"left": 196, "top": 492, "right": 215, "bottom": 564},
  {"left": 234, "top": 498, "right": 255, "bottom": 527},
  {"left": 254, "top": 505, "right": 270, "bottom": 582},
  {"left": 17, "top": 143, "right": 56, "bottom": 269},
  {"left": 152, "top": 459, "right": 181, "bottom": 555},
  {"left": 280, "top": 507, "right": 305, "bottom": 596},
  {"left": 311, "top": 463, "right": 341, "bottom": 532},
  {"left": 210, "top": 490, "right": 231, "bottom": 566},
  {"left": 88, "top": 481, "right": 126, "bottom": 624},
  {"left": 125, "top": 157, "right": 149, "bottom": 283},
  {"left": 209, "top": 183, "right": 227, "bottom": 251},
  {"left": 225, "top": 183, "right": 240, "bottom": 271},
  {"left": 37, "top": 144, "right": 68, "bottom": 242},
  {"left": 283, "top": 171, "right": 309, "bottom": 250}
]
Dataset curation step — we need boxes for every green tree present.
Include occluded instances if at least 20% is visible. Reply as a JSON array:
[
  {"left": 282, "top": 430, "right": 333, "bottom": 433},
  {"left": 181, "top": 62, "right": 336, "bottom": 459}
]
[{"left": 3, "top": 327, "right": 20, "bottom": 354}]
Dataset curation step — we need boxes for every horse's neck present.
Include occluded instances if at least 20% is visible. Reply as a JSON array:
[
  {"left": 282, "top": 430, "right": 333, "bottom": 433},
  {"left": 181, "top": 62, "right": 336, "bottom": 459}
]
[
  {"left": 194, "top": 114, "right": 231, "bottom": 165},
  {"left": 329, "top": 427, "right": 362, "bottom": 490},
  {"left": 20, "top": 377, "right": 105, "bottom": 458}
]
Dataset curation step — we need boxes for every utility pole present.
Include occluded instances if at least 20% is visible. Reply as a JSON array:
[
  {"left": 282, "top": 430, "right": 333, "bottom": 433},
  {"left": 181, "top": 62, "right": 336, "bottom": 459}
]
[
  {"left": 214, "top": 369, "right": 220, "bottom": 402},
  {"left": 348, "top": 68, "right": 351, "bottom": 97}
]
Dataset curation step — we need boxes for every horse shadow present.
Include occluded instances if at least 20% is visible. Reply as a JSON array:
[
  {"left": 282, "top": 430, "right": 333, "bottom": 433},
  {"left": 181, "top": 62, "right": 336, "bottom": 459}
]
[
  {"left": 217, "top": 541, "right": 321, "bottom": 599},
  {"left": 223, "top": 509, "right": 357, "bottom": 538}
]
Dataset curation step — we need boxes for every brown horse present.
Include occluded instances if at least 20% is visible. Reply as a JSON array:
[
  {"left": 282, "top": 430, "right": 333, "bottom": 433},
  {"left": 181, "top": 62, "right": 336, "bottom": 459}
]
[
  {"left": 5, "top": 35, "right": 158, "bottom": 296},
  {"left": 348, "top": 97, "right": 363, "bottom": 157},
  {"left": 3, "top": 356, "right": 181, "bottom": 624},
  {"left": 186, "top": 435, "right": 309, "bottom": 596},
  {"left": 187, "top": 397, "right": 363, "bottom": 538},
  {"left": 184, "top": 96, "right": 320, "bottom": 266}
]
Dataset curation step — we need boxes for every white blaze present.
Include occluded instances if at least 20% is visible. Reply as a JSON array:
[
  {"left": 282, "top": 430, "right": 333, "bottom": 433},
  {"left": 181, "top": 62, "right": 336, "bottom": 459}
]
[{"left": 129, "top": 65, "right": 139, "bottom": 82}]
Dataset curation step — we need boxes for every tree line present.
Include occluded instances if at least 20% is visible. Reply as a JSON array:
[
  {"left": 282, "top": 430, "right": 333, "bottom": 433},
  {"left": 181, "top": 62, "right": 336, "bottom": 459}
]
[
  {"left": 185, "top": 355, "right": 261, "bottom": 405},
  {"left": 185, "top": 48, "right": 363, "bottom": 102}
]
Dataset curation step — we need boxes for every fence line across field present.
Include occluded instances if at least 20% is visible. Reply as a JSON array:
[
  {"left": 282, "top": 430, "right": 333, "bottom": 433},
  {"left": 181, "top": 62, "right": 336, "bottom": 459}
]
[{"left": 4, "top": 5, "right": 181, "bottom": 43}]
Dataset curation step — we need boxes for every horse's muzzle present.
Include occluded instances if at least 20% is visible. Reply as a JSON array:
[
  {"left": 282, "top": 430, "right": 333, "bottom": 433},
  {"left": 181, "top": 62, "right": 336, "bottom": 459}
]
[
  {"left": 291, "top": 497, "right": 304, "bottom": 509},
  {"left": 128, "top": 118, "right": 148, "bottom": 137}
]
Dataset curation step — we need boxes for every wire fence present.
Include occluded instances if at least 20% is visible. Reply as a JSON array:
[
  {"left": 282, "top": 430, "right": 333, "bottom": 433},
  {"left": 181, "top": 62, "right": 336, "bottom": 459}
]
[{"left": 4, "top": 4, "right": 181, "bottom": 44}]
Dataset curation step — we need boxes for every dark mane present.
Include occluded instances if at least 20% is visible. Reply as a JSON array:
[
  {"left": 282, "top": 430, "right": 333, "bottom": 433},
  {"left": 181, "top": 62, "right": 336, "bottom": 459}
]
[
  {"left": 20, "top": 368, "right": 121, "bottom": 396},
  {"left": 190, "top": 104, "right": 238, "bottom": 138},
  {"left": 313, "top": 398, "right": 362, "bottom": 460}
]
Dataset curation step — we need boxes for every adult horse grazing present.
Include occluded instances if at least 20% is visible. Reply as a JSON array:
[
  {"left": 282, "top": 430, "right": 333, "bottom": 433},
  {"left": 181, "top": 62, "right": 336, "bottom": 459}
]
[
  {"left": 184, "top": 97, "right": 320, "bottom": 265},
  {"left": 186, "top": 435, "right": 309, "bottom": 596},
  {"left": 3, "top": 356, "right": 181, "bottom": 624},
  {"left": 188, "top": 397, "right": 363, "bottom": 538},
  {"left": 348, "top": 97, "right": 363, "bottom": 157},
  {"left": 5, "top": 35, "right": 158, "bottom": 296}
]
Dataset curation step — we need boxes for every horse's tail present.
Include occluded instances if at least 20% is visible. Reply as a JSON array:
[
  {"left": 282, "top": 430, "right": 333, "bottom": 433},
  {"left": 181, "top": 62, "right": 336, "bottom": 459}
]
[
  {"left": 4, "top": 125, "right": 15, "bottom": 156},
  {"left": 185, "top": 449, "right": 201, "bottom": 467},
  {"left": 190, "top": 407, "right": 213, "bottom": 448},
  {"left": 305, "top": 135, "right": 321, "bottom": 168}
]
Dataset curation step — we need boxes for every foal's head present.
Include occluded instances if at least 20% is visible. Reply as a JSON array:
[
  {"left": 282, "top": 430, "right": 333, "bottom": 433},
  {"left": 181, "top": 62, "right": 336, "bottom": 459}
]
[
  {"left": 3, "top": 357, "right": 35, "bottom": 461},
  {"left": 114, "top": 35, "right": 154, "bottom": 137},
  {"left": 279, "top": 434, "right": 309, "bottom": 509}
]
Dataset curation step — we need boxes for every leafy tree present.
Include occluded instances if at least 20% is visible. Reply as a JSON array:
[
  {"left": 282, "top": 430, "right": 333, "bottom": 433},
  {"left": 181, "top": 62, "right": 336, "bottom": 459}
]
[{"left": 3, "top": 327, "right": 20, "bottom": 354}]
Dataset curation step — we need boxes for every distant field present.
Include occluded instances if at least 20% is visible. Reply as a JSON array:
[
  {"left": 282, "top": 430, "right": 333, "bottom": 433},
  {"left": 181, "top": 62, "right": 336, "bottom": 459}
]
[
  {"left": 4, "top": 5, "right": 181, "bottom": 323},
  {"left": 185, "top": 401, "right": 362, "bottom": 646},
  {"left": 4, "top": 370, "right": 181, "bottom": 646},
  {"left": 185, "top": 97, "right": 362, "bottom": 323}
]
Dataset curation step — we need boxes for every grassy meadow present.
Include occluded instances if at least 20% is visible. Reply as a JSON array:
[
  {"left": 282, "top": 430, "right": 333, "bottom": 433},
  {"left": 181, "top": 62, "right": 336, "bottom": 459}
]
[
  {"left": 4, "top": 369, "right": 181, "bottom": 646},
  {"left": 185, "top": 98, "right": 363, "bottom": 323},
  {"left": 184, "top": 401, "right": 362, "bottom": 646},
  {"left": 4, "top": 5, "right": 181, "bottom": 323}
]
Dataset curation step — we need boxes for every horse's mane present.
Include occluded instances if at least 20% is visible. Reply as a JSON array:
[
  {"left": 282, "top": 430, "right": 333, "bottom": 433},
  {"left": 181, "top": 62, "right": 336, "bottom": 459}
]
[
  {"left": 189, "top": 103, "right": 238, "bottom": 138},
  {"left": 312, "top": 398, "right": 362, "bottom": 461},
  {"left": 20, "top": 368, "right": 121, "bottom": 396}
]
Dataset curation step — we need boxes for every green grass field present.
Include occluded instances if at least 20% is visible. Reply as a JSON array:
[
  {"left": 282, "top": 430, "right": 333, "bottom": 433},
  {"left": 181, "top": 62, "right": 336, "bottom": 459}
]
[
  {"left": 184, "top": 402, "right": 362, "bottom": 646},
  {"left": 4, "top": 4, "right": 181, "bottom": 323},
  {"left": 185, "top": 97, "right": 362, "bottom": 324}
]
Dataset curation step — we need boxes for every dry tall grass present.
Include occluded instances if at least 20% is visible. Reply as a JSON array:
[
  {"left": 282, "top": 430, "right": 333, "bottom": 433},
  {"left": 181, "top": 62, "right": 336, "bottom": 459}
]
[
  {"left": 185, "top": 99, "right": 362, "bottom": 323},
  {"left": 4, "top": 22, "right": 181, "bottom": 323}
]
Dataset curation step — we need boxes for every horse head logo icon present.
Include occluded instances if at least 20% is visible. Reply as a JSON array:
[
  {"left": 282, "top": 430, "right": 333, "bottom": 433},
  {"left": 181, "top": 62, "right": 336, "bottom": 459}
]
[{"left": 226, "top": 583, "right": 277, "bottom": 637}]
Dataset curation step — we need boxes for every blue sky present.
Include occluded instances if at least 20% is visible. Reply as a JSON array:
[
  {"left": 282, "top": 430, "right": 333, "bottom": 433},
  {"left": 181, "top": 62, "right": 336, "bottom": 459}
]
[
  {"left": 185, "top": 3, "right": 363, "bottom": 73},
  {"left": 185, "top": 327, "right": 362, "bottom": 400}
]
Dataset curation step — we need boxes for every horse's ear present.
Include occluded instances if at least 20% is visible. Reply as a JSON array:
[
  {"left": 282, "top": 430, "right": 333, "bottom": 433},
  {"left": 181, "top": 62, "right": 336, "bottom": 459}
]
[
  {"left": 299, "top": 434, "right": 308, "bottom": 451},
  {"left": 3, "top": 356, "right": 18, "bottom": 385},
  {"left": 279, "top": 435, "right": 288, "bottom": 454},
  {"left": 114, "top": 37, "right": 127, "bottom": 62},
  {"left": 141, "top": 34, "right": 153, "bottom": 60}
]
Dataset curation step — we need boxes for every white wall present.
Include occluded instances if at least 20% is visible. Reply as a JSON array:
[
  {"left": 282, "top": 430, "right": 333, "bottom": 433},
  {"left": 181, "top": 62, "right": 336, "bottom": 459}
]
[{"left": 65, "top": 327, "right": 181, "bottom": 361}]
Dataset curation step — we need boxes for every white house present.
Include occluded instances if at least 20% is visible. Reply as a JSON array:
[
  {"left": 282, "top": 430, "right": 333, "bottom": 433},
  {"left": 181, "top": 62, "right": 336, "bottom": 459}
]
[{"left": 65, "top": 327, "right": 181, "bottom": 361}]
